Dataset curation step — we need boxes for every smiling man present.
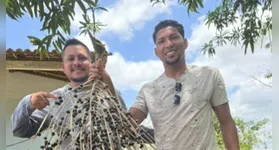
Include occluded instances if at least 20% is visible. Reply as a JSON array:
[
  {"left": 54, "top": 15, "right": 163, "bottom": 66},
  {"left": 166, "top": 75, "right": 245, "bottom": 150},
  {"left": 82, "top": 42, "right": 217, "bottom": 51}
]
[
  {"left": 62, "top": 39, "right": 91, "bottom": 86},
  {"left": 10, "top": 38, "right": 125, "bottom": 149},
  {"left": 129, "top": 20, "right": 240, "bottom": 150}
]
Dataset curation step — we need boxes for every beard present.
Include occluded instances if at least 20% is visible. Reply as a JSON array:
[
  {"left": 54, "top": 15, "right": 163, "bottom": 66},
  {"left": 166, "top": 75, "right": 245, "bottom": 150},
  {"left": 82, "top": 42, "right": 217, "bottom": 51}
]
[
  {"left": 165, "top": 55, "right": 181, "bottom": 65},
  {"left": 70, "top": 75, "right": 89, "bottom": 83}
]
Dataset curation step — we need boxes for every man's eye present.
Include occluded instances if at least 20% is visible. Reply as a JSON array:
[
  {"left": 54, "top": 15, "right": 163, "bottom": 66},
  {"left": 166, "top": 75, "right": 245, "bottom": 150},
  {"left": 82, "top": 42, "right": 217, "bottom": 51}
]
[
  {"left": 157, "top": 40, "right": 163, "bottom": 44},
  {"left": 171, "top": 35, "right": 179, "bottom": 39},
  {"left": 67, "top": 58, "right": 74, "bottom": 61},
  {"left": 79, "top": 56, "right": 88, "bottom": 61}
]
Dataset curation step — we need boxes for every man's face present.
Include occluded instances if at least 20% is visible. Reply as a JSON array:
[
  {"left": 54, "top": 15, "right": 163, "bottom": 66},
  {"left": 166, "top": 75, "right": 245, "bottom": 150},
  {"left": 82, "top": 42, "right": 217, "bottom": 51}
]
[
  {"left": 154, "top": 26, "right": 187, "bottom": 65},
  {"left": 62, "top": 45, "right": 91, "bottom": 83},
  {"left": 103, "top": 55, "right": 107, "bottom": 68}
]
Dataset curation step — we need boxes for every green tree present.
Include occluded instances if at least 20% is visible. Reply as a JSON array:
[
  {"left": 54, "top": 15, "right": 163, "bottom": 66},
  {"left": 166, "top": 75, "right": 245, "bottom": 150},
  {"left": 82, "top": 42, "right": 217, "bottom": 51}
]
[
  {"left": 151, "top": 0, "right": 272, "bottom": 55},
  {"left": 7, "top": 0, "right": 272, "bottom": 62},
  {"left": 6, "top": 0, "right": 110, "bottom": 60},
  {"left": 213, "top": 114, "right": 271, "bottom": 150}
]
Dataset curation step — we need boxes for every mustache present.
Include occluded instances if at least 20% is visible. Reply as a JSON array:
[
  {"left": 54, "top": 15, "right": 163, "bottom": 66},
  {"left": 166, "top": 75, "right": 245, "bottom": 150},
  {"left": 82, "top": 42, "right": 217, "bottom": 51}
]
[
  {"left": 71, "top": 67, "right": 86, "bottom": 72},
  {"left": 71, "top": 75, "right": 88, "bottom": 83}
]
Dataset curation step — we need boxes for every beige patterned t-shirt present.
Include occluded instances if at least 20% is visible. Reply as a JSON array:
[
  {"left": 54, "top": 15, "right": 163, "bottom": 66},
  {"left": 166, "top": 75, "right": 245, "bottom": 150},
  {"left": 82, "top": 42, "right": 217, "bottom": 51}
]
[{"left": 131, "top": 65, "right": 229, "bottom": 150}]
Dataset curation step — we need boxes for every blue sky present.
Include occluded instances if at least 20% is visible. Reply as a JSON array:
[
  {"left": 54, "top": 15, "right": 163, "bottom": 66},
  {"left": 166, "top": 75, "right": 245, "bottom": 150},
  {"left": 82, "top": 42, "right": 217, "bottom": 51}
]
[
  {"left": 6, "top": 0, "right": 272, "bottom": 148},
  {"left": 6, "top": 0, "right": 221, "bottom": 108}
]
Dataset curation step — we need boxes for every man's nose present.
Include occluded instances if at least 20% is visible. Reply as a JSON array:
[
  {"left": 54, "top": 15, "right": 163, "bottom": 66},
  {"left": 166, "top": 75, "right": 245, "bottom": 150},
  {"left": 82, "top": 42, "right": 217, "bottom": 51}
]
[
  {"left": 165, "top": 39, "right": 174, "bottom": 48},
  {"left": 73, "top": 58, "right": 81, "bottom": 65}
]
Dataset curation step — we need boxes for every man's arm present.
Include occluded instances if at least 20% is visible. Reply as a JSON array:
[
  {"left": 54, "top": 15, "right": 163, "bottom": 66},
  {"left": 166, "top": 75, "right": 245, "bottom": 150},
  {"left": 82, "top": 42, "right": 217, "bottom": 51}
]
[
  {"left": 209, "top": 68, "right": 239, "bottom": 149},
  {"left": 213, "top": 102, "right": 239, "bottom": 150},
  {"left": 129, "top": 107, "right": 147, "bottom": 125},
  {"left": 11, "top": 94, "right": 50, "bottom": 138},
  {"left": 11, "top": 90, "right": 58, "bottom": 138}
]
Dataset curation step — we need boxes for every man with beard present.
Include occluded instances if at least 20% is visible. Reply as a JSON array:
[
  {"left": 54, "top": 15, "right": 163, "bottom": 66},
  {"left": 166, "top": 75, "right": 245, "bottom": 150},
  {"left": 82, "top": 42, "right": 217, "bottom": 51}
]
[
  {"left": 10, "top": 39, "right": 125, "bottom": 148},
  {"left": 129, "top": 20, "right": 240, "bottom": 149}
]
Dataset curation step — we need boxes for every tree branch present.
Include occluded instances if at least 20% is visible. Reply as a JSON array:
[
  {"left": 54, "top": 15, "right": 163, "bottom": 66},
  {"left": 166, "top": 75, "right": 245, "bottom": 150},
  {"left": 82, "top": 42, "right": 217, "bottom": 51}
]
[{"left": 250, "top": 76, "right": 272, "bottom": 88}]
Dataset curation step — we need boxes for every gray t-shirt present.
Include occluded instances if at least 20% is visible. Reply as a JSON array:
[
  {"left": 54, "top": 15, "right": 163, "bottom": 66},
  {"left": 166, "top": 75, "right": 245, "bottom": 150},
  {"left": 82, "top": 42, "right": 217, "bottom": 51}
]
[{"left": 131, "top": 65, "right": 229, "bottom": 150}]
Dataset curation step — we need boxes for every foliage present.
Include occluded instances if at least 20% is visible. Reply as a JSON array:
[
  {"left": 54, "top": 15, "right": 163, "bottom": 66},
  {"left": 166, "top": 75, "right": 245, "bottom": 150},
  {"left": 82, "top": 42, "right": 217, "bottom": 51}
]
[
  {"left": 7, "top": 0, "right": 272, "bottom": 60},
  {"left": 150, "top": 0, "right": 272, "bottom": 56},
  {"left": 213, "top": 115, "right": 271, "bottom": 150},
  {"left": 202, "top": 0, "right": 272, "bottom": 56},
  {"left": 6, "top": 0, "right": 108, "bottom": 60},
  {"left": 150, "top": 0, "right": 204, "bottom": 15}
]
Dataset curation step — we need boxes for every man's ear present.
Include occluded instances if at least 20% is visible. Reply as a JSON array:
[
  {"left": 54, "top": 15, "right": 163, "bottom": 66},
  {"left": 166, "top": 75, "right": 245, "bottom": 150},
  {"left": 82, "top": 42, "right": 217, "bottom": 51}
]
[
  {"left": 183, "top": 39, "right": 188, "bottom": 50},
  {"left": 154, "top": 47, "right": 158, "bottom": 57},
  {"left": 62, "top": 63, "right": 65, "bottom": 72}
]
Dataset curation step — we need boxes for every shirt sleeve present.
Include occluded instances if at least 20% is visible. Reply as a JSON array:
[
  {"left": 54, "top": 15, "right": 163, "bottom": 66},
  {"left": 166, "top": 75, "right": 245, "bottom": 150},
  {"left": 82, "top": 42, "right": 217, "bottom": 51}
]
[
  {"left": 10, "top": 85, "right": 66, "bottom": 138},
  {"left": 131, "top": 85, "right": 149, "bottom": 115},
  {"left": 10, "top": 94, "right": 51, "bottom": 138},
  {"left": 210, "top": 69, "right": 229, "bottom": 107}
]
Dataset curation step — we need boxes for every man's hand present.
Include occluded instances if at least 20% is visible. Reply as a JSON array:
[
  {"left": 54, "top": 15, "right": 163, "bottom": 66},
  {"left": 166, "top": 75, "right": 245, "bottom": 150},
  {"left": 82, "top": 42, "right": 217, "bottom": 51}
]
[
  {"left": 89, "top": 59, "right": 112, "bottom": 83},
  {"left": 30, "top": 92, "right": 57, "bottom": 111},
  {"left": 89, "top": 59, "right": 116, "bottom": 96}
]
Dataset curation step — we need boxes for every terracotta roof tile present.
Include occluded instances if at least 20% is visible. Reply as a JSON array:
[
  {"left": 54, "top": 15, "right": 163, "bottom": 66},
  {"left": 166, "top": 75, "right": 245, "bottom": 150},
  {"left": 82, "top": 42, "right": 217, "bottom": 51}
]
[
  {"left": 6, "top": 48, "right": 62, "bottom": 61},
  {"left": 6, "top": 48, "right": 111, "bottom": 61}
]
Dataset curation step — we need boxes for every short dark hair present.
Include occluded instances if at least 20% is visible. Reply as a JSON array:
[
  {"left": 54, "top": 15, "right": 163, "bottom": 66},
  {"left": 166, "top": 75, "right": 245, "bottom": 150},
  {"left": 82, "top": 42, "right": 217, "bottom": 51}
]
[
  {"left": 152, "top": 20, "right": 185, "bottom": 43},
  {"left": 62, "top": 38, "right": 92, "bottom": 59}
]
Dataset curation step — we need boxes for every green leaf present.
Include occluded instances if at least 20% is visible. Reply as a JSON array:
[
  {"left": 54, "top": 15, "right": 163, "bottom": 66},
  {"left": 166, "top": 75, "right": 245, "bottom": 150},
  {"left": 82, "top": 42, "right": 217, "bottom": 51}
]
[
  {"left": 50, "top": 17, "right": 57, "bottom": 34},
  {"left": 35, "top": 47, "right": 40, "bottom": 55},
  {"left": 53, "top": 41, "right": 60, "bottom": 52},
  {"left": 57, "top": 31, "right": 66, "bottom": 43},
  {"left": 76, "top": 0, "right": 87, "bottom": 13},
  {"left": 42, "top": 46, "right": 50, "bottom": 59},
  {"left": 6, "top": 10, "right": 19, "bottom": 21},
  {"left": 95, "top": 0, "right": 99, "bottom": 5},
  {"left": 250, "top": 39, "right": 254, "bottom": 53},
  {"left": 197, "top": 0, "right": 203, "bottom": 8},
  {"left": 97, "top": 6, "right": 108, "bottom": 12},
  {"left": 46, "top": 36, "right": 52, "bottom": 50},
  {"left": 42, "top": 35, "right": 52, "bottom": 43},
  {"left": 40, "top": 50, "right": 44, "bottom": 60},
  {"left": 26, "top": 4, "right": 34, "bottom": 18},
  {"left": 56, "top": 40, "right": 62, "bottom": 51},
  {"left": 85, "top": 0, "right": 97, "bottom": 6},
  {"left": 58, "top": 36, "right": 65, "bottom": 46},
  {"left": 265, "top": 73, "right": 272, "bottom": 79},
  {"left": 62, "top": 11, "right": 71, "bottom": 34},
  {"left": 79, "top": 29, "right": 87, "bottom": 36},
  {"left": 186, "top": 0, "right": 192, "bottom": 16},
  {"left": 28, "top": 36, "right": 42, "bottom": 45},
  {"left": 34, "top": 1, "right": 38, "bottom": 18},
  {"left": 39, "top": 2, "right": 44, "bottom": 19},
  {"left": 6, "top": 0, "right": 10, "bottom": 6}
]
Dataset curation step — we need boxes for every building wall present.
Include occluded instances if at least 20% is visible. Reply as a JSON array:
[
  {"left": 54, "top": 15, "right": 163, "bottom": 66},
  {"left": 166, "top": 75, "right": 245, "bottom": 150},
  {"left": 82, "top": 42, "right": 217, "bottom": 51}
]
[{"left": 6, "top": 70, "right": 68, "bottom": 150}]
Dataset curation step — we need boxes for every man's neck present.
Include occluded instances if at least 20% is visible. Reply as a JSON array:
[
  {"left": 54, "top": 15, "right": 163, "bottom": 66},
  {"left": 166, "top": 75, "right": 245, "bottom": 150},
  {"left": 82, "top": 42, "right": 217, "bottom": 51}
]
[
  {"left": 70, "top": 82, "right": 81, "bottom": 88},
  {"left": 164, "top": 63, "right": 187, "bottom": 80}
]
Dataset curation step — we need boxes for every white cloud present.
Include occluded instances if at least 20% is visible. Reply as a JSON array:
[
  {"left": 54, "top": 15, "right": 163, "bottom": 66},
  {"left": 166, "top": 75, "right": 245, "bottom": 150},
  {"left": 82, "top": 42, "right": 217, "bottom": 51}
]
[
  {"left": 106, "top": 52, "right": 163, "bottom": 91},
  {"left": 72, "top": 0, "right": 176, "bottom": 41},
  {"left": 75, "top": 34, "right": 110, "bottom": 52}
]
